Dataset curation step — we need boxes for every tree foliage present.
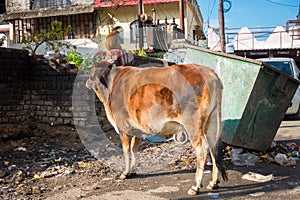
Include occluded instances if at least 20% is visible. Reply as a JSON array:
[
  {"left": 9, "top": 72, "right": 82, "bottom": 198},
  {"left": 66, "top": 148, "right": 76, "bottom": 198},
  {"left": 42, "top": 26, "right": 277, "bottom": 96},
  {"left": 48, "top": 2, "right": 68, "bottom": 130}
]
[{"left": 21, "top": 20, "right": 72, "bottom": 56}]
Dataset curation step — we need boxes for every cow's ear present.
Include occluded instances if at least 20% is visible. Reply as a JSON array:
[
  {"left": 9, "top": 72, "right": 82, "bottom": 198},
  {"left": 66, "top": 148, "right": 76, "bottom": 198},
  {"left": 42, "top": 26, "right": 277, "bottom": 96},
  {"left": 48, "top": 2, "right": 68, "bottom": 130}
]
[
  {"left": 100, "top": 74, "right": 108, "bottom": 87},
  {"left": 94, "top": 60, "right": 115, "bottom": 88},
  {"left": 100, "top": 65, "right": 113, "bottom": 88}
]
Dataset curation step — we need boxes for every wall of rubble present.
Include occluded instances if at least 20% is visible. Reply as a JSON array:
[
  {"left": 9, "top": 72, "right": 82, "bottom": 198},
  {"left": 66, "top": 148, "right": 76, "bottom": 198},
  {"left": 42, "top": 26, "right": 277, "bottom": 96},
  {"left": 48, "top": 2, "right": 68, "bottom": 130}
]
[
  {"left": 6, "top": 0, "right": 30, "bottom": 13},
  {"left": 72, "top": 0, "right": 94, "bottom": 6},
  {"left": 0, "top": 48, "right": 100, "bottom": 135}
]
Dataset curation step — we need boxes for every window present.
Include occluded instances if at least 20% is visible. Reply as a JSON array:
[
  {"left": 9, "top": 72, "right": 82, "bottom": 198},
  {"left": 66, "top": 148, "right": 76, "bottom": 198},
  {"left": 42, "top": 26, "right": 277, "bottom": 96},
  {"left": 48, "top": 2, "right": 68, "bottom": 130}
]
[
  {"left": 0, "top": 0, "right": 5, "bottom": 14},
  {"left": 265, "top": 61, "right": 293, "bottom": 77}
]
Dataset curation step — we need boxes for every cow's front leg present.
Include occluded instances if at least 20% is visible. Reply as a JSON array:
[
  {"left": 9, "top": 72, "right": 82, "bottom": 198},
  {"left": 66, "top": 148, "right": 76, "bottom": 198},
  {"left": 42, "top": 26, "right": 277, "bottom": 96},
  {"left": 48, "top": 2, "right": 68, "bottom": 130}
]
[
  {"left": 119, "top": 133, "right": 132, "bottom": 179},
  {"left": 188, "top": 143, "right": 208, "bottom": 195}
]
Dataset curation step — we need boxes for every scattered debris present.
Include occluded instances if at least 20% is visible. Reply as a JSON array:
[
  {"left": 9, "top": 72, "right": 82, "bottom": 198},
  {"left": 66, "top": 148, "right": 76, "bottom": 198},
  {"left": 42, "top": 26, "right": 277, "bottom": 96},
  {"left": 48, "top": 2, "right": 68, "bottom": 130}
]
[
  {"left": 146, "top": 134, "right": 167, "bottom": 143},
  {"left": 14, "top": 147, "right": 27, "bottom": 152},
  {"left": 274, "top": 153, "right": 297, "bottom": 166},
  {"left": 242, "top": 172, "right": 274, "bottom": 182},
  {"left": 208, "top": 192, "right": 220, "bottom": 199},
  {"left": 0, "top": 122, "right": 299, "bottom": 199},
  {"left": 224, "top": 141, "right": 299, "bottom": 167},
  {"left": 230, "top": 148, "right": 259, "bottom": 166},
  {"left": 249, "top": 191, "right": 266, "bottom": 197}
]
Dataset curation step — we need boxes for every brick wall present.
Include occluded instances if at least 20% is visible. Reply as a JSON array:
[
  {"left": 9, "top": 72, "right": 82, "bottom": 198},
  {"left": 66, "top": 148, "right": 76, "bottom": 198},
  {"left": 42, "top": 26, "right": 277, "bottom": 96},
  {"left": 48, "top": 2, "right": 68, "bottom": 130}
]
[
  {"left": 0, "top": 48, "right": 168, "bottom": 136},
  {"left": 0, "top": 48, "right": 98, "bottom": 131}
]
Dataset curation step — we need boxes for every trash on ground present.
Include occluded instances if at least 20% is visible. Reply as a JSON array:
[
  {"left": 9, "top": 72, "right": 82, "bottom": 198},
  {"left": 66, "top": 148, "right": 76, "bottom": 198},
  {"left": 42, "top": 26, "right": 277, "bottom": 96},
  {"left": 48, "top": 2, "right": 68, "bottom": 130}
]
[
  {"left": 274, "top": 153, "right": 296, "bottom": 166},
  {"left": 230, "top": 148, "right": 259, "bottom": 166},
  {"left": 208, "top": 192, "right": 220, "bottom": 199},
  {"left": 224, "top": 141, "right": 299, "bottom": 167},
  {"left": 145, "top": 134, "right": 167, "bottom": 143},
  {"left": 242, "top": 172, "right": 274, "bottom": 182},
  {"left": 15, "top": 147, "right": 27, "bottom": 151},
  {"left": 249, "top": 191, "right": 265, "bottom": 197}
]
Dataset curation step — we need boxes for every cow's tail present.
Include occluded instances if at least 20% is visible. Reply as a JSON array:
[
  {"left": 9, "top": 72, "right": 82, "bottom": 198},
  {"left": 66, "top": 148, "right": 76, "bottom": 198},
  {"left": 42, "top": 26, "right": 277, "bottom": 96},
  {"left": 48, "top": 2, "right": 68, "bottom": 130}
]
[
  {"left": 211, "top": 138, "right": 228, "bottom": 181},
  {"left": 211, "top": 77, "right": 228, "bottom": 182}
]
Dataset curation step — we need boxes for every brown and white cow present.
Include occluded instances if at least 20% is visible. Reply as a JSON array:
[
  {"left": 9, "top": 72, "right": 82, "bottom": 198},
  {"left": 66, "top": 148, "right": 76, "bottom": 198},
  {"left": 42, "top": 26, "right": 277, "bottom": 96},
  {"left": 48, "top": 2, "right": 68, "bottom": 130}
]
[{"left": 86, "top": 61, "right": 227, "bottom": 195}]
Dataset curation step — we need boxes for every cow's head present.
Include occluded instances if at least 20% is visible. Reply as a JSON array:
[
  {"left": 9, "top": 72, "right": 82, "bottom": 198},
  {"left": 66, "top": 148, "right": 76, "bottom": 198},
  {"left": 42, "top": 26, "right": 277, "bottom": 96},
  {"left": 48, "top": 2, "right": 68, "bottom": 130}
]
[{"left": 86, "top": 60, "right": 115, "bottom": 101}]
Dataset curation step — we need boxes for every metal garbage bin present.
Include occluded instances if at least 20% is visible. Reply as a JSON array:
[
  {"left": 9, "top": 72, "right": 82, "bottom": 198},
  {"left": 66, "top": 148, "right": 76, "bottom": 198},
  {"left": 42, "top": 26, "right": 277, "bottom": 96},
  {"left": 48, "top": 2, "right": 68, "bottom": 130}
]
[{"left": 165, "top": 41, "right": 300, "bottom": 151}]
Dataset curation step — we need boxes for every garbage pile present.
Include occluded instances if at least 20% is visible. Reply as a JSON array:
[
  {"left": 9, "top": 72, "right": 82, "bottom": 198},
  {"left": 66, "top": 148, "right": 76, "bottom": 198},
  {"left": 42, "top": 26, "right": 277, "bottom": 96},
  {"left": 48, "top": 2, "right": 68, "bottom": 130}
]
[
  {"left": 225, "top": 141, "right": 299, "bottom": 166},
  {"left": 168, "top": 141, "right": 299, "bottom": 169}
]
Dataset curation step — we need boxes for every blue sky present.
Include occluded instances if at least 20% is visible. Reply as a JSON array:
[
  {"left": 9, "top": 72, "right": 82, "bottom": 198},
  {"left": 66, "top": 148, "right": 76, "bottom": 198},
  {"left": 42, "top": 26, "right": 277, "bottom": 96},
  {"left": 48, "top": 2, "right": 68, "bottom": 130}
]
[{"left": 197, "top": 0, "right": 299, "bottom": 30}]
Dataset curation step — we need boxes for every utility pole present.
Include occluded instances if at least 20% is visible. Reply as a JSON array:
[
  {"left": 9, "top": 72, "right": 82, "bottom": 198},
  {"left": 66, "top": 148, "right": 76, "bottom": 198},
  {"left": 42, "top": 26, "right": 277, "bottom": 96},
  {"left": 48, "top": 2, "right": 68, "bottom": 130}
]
[
  {"left": 219, "top": 0, "right": 226, "bottom": 52},
  {"left": 179, "top": 0, "right": 185, "bottom": 34},
  {"left": 138, "top": 0, "right": 144, "bottom": 50}
]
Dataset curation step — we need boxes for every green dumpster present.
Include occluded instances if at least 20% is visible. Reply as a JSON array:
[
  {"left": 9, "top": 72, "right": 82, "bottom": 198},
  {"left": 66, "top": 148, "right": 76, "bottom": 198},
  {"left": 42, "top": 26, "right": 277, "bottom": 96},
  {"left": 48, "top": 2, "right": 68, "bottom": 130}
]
[{"left": 165, "top": 41, "right": 300, "bottom": 151}]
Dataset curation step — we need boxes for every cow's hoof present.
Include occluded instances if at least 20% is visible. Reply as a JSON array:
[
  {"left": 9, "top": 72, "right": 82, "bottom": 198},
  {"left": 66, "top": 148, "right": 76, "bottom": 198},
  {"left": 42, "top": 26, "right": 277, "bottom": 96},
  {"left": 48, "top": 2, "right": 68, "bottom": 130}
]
[
  {"left": 187, "top": 188, "right": 198, "bottom": 195},
  {"left": 119, "top": 172, "right": 136, "bottom": 179},
  {"left": 206, "top": 181, "right": 219, "bottom": 190},
  {"left": 129, "top": 172, "right": 137, "bottom": 177},
  {"left": 206, "top": 184, "right": 219, "bottom": 190},
  {"left": 119, "top": 173, "right": 129, "bottom": 180}
]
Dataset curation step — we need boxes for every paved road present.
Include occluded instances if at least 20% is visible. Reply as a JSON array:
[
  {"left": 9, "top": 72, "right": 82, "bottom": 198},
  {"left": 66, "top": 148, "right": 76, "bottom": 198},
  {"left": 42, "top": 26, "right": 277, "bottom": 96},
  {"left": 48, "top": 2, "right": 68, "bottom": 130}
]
[{"left": 275, "top": 119, "right": 300, "bottom": 143}]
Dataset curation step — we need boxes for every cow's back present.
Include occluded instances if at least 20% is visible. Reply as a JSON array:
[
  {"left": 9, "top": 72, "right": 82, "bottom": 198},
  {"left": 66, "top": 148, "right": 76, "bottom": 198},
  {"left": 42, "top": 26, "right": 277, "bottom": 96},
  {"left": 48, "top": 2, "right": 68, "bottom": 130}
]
[{"left": 107, "top": 64, "right": 220, "bottom": 137}]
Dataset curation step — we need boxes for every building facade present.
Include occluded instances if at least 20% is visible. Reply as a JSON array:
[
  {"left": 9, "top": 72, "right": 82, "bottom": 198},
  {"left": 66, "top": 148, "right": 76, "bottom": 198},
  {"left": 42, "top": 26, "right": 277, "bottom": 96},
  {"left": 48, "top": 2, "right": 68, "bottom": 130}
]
[{"left": 2, "top": 0, "right": 204, "bottom": 53}]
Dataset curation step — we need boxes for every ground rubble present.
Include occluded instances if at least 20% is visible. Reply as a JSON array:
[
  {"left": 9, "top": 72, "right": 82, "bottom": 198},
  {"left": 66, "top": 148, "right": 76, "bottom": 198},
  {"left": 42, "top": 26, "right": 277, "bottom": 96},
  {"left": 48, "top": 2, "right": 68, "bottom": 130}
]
[{"left": 0, "top": 123, "right": 299, "bottom": 199}]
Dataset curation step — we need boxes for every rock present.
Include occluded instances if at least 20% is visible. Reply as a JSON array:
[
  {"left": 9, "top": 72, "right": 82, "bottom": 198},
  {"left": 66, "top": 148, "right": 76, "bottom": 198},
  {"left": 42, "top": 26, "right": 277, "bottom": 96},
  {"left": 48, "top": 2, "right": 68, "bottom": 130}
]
[
  {"left": 0, "top": 171, "right": 7, "bottom": 178},
  {"left": 15, "top": 147, "right": 27, "bottom": 151},
  {"left": 31, "top": 186, "right": 41, "bottom": 194},
  {"left": 53, "top": 186, "right": 62, "bottom": 191},
  {"left": 65, "top": 167, "right": 75, "bottom": 175}
]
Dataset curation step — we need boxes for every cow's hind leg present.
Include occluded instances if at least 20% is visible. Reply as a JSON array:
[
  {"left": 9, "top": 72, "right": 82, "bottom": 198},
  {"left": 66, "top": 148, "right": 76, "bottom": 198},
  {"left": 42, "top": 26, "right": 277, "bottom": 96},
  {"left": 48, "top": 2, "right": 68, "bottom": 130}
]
[
  {"left": 205, "top": 93, "right": 227, "bottom": 189},
  {"left": 205, "top": 108, "right": 220, "bottom": 190},
  {"left": 130, "top": 136, "right": 142, "bottom": 175},
  {"left": 188, "top": 141, "right": 209, "bottom": 195},
  {"left": 207, "top": 148, "right": 220, "bottom": 189},
  {"left": 119, "top": 133, "right": 132, "bottom": 179}
]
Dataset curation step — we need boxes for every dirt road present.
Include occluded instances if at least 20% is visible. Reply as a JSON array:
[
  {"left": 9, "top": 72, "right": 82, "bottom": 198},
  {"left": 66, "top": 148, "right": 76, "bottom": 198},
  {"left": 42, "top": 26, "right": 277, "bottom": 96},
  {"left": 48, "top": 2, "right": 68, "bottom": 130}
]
[
  {"left": 0, "top": 120, "right": 299, "bottom": 200},
  {"left": 79, "top": 121, "right": 300, "bottom": 200}
]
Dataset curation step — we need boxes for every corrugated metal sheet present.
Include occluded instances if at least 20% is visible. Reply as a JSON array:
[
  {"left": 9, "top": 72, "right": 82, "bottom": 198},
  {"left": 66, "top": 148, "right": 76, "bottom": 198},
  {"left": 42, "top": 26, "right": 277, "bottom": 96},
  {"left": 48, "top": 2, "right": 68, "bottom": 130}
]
[
  {"left": 94, "top": 0, "right": 179, "bottom": 9},
  {"left": 2, "top": 5, "right": 94, "bottom": 20}
]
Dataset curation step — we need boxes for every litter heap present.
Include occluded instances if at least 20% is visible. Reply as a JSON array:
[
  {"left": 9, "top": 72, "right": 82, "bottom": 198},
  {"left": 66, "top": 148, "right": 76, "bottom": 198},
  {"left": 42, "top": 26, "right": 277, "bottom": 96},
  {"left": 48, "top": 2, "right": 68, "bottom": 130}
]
[{"left": 223, "top": 141, "right": 299, "bottom": 167}]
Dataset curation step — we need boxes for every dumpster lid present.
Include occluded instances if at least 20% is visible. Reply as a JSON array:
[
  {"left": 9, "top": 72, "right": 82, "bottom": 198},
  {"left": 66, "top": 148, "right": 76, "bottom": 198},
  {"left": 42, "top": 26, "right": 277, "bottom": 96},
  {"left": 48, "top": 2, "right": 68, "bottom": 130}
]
[
  {"left": 260, "top": 62, "right": 300, "bottom": 85},
  {"left": 172, "top": 41, "right": 300, "bottom": 85}
]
